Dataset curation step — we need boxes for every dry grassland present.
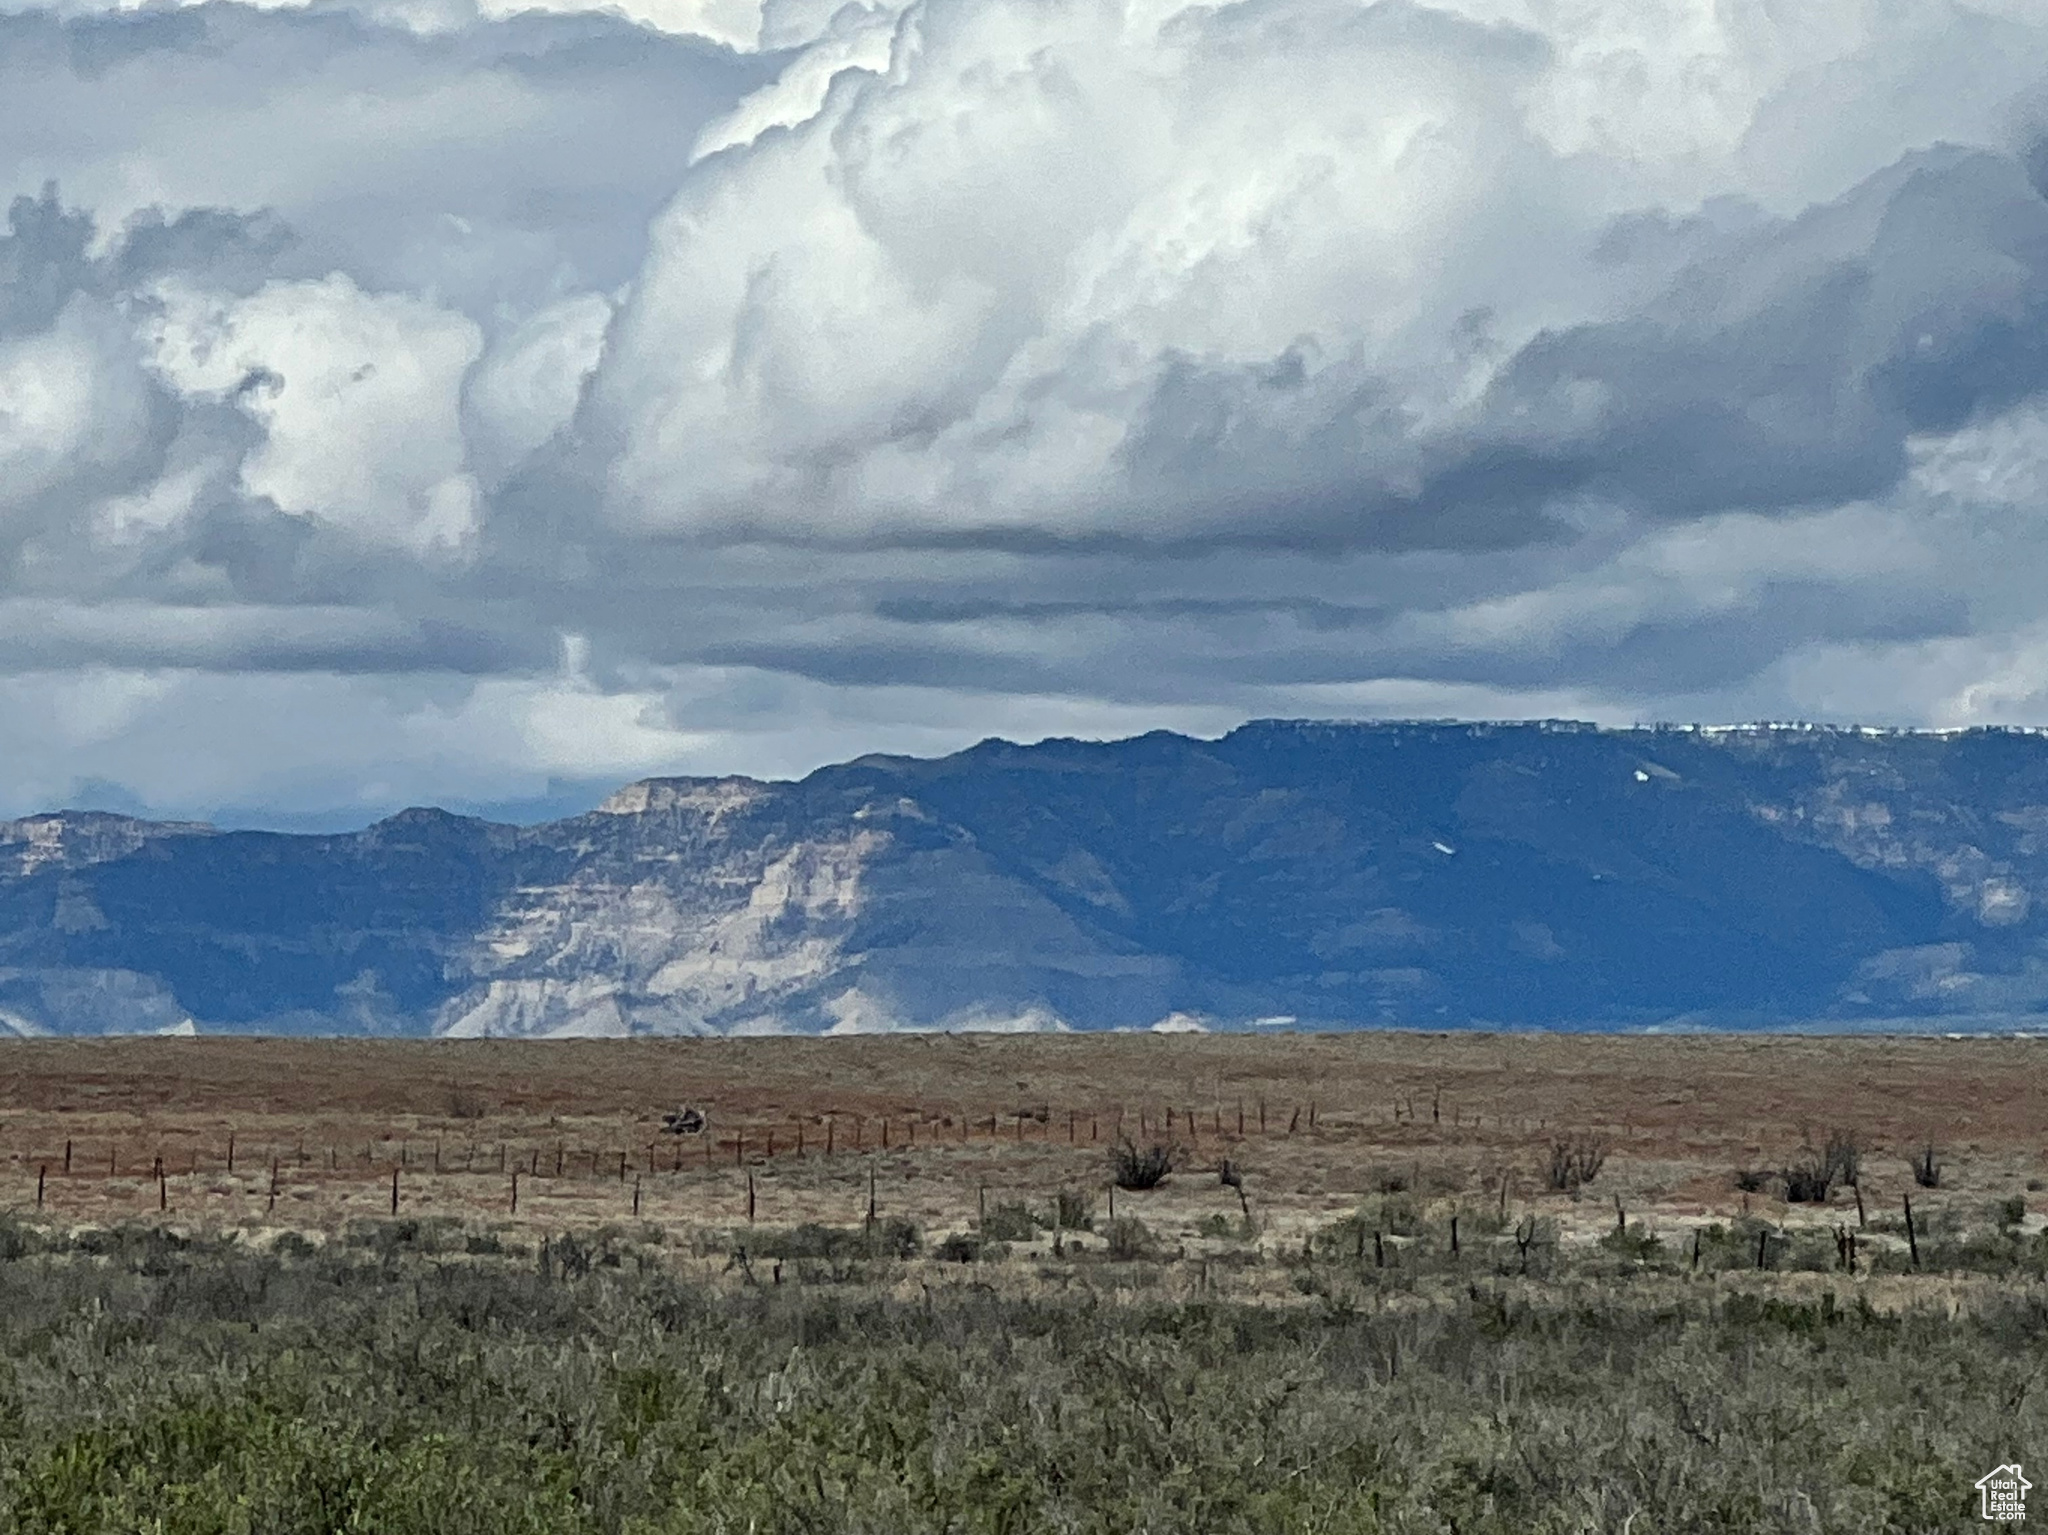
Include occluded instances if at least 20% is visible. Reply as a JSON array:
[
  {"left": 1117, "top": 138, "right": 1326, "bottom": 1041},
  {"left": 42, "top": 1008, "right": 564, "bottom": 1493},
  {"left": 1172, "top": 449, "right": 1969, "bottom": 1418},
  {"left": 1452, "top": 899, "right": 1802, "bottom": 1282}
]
[{"left": 0, "top": 1031, "right": 2041, "bottom": 1277}]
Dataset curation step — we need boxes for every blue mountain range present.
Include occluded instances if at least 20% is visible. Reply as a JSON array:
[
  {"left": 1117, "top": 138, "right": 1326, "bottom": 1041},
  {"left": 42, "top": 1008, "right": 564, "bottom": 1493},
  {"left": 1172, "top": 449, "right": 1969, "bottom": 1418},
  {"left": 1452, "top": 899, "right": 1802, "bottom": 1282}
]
[{"left": 5, "top": 720, "right": 2048, "bottom": 1034}]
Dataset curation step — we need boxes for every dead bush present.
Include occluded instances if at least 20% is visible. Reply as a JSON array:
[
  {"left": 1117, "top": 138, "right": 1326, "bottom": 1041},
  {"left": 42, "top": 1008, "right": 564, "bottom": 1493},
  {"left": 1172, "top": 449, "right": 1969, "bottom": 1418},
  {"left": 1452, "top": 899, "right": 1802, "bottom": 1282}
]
[
  {"left": 1781, "top": 1157, "right": 1834, "bottom": 1203},
  {"left": 1781, "top": 1127, "right": 1863, "bottom": 1204},
  {"left": 1824, "top": 1129, "right": 1861, "bottom": 1188},
  {"left": 1546, "top": 1136, "right": 1610, "bottom": 1192},
  {"left": 1109, "top": 1140, "right": 1178, "bottom": 1191},
  {"left": 1911, "top": 1144, "right": 1942, "bottom": 1189},
  {"left": 1218, "top": 1158, "right": 1249, "bottom": 1217}
]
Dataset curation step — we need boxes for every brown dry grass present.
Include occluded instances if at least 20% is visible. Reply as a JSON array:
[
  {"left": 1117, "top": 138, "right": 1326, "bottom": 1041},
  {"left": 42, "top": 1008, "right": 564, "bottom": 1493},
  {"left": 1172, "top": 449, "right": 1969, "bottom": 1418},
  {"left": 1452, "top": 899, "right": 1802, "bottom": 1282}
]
[{"left": 1, "top": 1031, "right": 2043, "bottom": 1259}]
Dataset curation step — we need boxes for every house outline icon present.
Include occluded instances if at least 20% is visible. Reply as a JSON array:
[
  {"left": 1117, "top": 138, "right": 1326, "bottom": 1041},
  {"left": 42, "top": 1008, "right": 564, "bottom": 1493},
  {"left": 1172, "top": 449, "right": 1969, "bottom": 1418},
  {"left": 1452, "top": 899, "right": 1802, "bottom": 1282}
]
[{"left": 1977, "top": 1464, "right": 2031, "bottom": 1521}]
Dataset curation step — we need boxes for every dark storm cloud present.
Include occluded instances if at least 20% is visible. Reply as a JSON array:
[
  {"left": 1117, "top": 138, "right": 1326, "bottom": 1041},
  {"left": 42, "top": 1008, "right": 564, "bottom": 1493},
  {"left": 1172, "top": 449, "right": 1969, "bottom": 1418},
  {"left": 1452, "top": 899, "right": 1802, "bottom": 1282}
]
[{"left": 1478, "top": 148, "right": 2048, "bottom": 524}]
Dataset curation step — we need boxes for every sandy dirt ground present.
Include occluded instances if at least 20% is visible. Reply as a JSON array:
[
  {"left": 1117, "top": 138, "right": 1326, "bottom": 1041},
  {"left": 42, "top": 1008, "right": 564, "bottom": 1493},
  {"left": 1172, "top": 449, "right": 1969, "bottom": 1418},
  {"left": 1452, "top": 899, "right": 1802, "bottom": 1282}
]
[{"left": 0, "top": 1033, "right": 2042, "bottom": 1272}]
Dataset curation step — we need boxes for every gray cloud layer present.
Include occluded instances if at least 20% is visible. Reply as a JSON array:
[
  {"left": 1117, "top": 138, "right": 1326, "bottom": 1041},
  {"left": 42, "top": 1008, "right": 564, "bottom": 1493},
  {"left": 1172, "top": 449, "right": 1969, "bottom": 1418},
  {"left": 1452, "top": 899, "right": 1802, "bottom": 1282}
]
[{"left": 5, "top": 0, "right": 2048, "bottom": 822}]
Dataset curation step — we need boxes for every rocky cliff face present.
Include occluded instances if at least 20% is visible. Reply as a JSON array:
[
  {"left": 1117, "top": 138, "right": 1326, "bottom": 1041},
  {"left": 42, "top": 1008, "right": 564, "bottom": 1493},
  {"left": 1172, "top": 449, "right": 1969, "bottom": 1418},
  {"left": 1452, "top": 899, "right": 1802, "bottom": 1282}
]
[{"left": 10, "top": 720, "right": 2048, "bottom": 1035}]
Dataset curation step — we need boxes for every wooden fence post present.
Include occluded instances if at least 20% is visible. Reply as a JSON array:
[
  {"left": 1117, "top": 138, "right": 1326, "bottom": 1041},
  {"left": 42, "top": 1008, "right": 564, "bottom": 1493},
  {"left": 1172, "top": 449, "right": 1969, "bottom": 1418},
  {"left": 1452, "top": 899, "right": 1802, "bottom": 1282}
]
[
  {"left": 1904, "top": 1195, "right": 1920, "bottom": 1267},
  {"left": 633, "top": 1175, "right": 642, "bottom": 1218},
  {"left": 391, "top": 1167, "right": 400, "bottom": 1216},
  {"left": 36, "top": 1166, "right": 45, "bottom": 1210}
]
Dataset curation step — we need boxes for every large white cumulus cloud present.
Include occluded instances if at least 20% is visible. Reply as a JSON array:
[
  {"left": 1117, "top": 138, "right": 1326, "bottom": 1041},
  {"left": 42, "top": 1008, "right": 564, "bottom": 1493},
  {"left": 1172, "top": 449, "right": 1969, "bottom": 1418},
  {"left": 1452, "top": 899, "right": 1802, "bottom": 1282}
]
[
  {"left": 587, "top": 0, "right": 2048, "bottom": 545},
  {"left": 5, "top": 0, "right": 2048, "bottom": 820},
  {"left": 597, "top": 0, "right": 1564, "bottom": 537}
]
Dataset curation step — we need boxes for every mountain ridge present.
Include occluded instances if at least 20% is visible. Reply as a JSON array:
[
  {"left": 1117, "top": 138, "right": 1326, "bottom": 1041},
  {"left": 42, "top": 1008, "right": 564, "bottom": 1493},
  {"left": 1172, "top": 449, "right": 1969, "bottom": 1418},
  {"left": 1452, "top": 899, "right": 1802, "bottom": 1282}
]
[{"left": 9, "top": 718, "right": 2048, "bottom": 1036}]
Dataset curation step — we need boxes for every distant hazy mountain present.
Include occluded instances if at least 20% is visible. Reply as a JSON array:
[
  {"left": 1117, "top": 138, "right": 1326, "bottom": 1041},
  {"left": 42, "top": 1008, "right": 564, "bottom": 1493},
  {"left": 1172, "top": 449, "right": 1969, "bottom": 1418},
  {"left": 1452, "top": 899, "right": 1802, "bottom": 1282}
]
[{"left": 10, "top": 720, "right": 2048, "bottom": 1035}]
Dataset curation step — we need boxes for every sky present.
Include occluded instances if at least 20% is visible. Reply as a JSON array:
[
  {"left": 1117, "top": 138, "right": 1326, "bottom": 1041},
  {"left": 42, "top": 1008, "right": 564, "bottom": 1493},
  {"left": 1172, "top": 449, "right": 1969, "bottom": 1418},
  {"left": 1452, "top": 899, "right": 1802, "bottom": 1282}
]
[{"left": 7, "top": 0, "right": 2048, "bottom": 826}]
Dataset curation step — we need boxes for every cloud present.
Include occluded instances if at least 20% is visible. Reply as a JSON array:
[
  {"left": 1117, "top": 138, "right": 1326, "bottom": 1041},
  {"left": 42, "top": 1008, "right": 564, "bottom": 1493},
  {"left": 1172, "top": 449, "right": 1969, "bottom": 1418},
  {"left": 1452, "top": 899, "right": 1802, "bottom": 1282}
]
[
  {"left": 581, "top": 0, "right": 2048, "bottom": 552},
  {"left": 6, "top": 0, "right": 2048, "bottom": 820},
  {"left": 462, "top": 291, "right": 611, "bottom": 488},
  {"left": 146, "top": 274, "right": 485, "bottom": 554},
  {"left": 0, "top": 6, "right": 778, "bottom": 309}
]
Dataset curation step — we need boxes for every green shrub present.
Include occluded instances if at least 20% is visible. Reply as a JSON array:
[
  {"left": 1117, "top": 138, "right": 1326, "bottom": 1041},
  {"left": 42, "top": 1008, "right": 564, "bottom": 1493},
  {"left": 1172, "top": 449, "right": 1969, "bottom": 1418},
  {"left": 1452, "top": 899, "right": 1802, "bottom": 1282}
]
[
  {"left": 1054, "top": 1187, "right": 1095, "bottom": 1231},
  {"left": 934, "top": 1232, "right": 988, "bottom": 1263},
  {"left": 0, "top": 1215, "right": 2042, "bottom": 1534},
  {"left": 978, "top": 1202, "right": 1040, "bottom": 1242},
  {"left": 1101, "top": 1216, "right": 1159, "bottom": 1261},
  {"left": 1599, "top": 1222, "right": 1666, "bottom": 1262}
]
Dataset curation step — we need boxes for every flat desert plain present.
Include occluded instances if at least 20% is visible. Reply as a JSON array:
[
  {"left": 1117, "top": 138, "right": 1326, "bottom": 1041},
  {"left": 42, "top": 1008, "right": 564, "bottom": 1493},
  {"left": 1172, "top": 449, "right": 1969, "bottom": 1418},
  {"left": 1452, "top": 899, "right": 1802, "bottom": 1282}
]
[{"left": 0, "top": 1032, "right": 2042, "bottom": 1268}]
